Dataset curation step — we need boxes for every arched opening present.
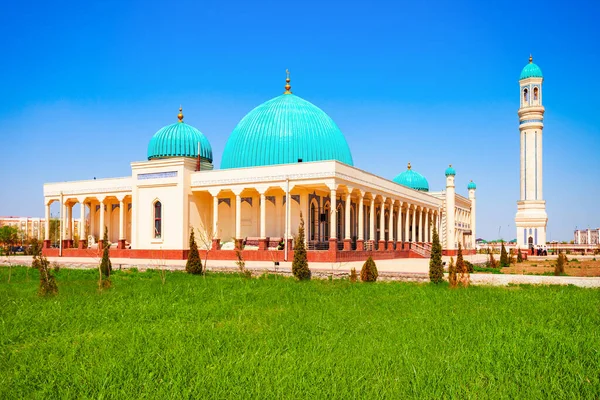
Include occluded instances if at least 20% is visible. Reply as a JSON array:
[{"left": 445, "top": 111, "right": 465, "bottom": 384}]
[
  {"left": 309, "top": 200, "right": 319, "bottom": 241},
  {"left": 523, "top": 88, "right": 528, "bottom": 104},
  {"left": 154, "top": 200, "right": 162, "bottom": 239},
  {"left": 533, "top": 87, "right": 538, "bottom": 101},
  {"left": 323, "top": 202, "right": 330, "bottom": 242}
]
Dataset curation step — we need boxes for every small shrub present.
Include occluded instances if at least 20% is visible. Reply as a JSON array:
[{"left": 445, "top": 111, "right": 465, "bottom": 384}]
[
  {"left": 489, "top": 250, "right": 497, "bottom": 269},
  {"left": 448, "top": 257, "right": 457, "bottom": 288},
  {"left": 456, "top": 243, "right": 470, "bottom": 287},
  {"left": 428, "top": 227, "right": 444, "bottom": 284},
  {"left": 517, "top": 249, "right": 524, "bottom": 263},
  {"left": 555, "top": 253, "right": 566, "bottom": 276},
  {"left": 349, "top": 267, "right": 357, "bottom": 283},
  {"left": 37, "top": 255, "right": 58, "bottom": 296},
  {"left": 464, "top": 260, "right": 474, "bottom": 274},
  {"left": 570, "top": 258, "right": 579, "bottom": 263},
  {"left": 500, "top": 242, "right": 509, "bottom": 268},
  {"left": 235, "top": 249, "right": 251, "bottom": 278},
  {"left": 186, "top": 229, "right": 203, "bottom": 275},
  {"left": 292, "top": 213, "right": 311, "bottom": 281},
  {"left": 360, "top": 256, "right": 378, "bottom": 282},
  {"left": 100, "top": 227, "right": 112, "bottom": 278}
]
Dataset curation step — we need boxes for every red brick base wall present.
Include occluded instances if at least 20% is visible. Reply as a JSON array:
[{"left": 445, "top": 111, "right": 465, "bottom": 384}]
[{"left": 41, "top": 246, "right": 450, "bottom": 262}]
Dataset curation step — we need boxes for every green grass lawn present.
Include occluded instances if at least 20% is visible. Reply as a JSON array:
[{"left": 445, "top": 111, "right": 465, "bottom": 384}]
[{"left": 1, "top": 266, "right": 599, "bottom": 398}]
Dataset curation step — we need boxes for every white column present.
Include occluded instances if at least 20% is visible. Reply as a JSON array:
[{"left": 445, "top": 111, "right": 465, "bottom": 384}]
[
  {"left": 388, "top": 202, "right": 394, "bottom": 243},
  {"left": 330, "top": 189, "right": 337, "bottom": 239},
  {"left": 379, "top": 197, "right": 386, "bottom": 242},
  {"left": 397, "top": 202, "right": 403, "bottom": 243},
  {"left": 119, "top": 199, "right": 125, "bottom": 240},
  {"left": 90, "top": 202, "right": 96, "bottom": 239},
  {"left": 344, "top": 192, "right": 351, "bottom": 240},
  {"left": 80, "top": 202, "right": 86, "bottom": 241},
  {"left": 446, "top": 174, "right": 456, "bottom": 250},
  {"left": 358, "top": 192, "right": 364, "bottom": 241},
  {"left": 260, "top": 193, "right": 266, "bottom": 239},
  {"left": 412, "top": 206, "right": 417, "bottom": 242},
  {"left": 44, "top": 201, "right": 50, "bottom": 241},
  {"left": 235, "top": 194, "right": 241, "bottom": 240},
  {"left": 212, "top": 195, "right": 219, "bottom": 236},
  {"left": 417, "top": 207, "right": 422, "bottom": 242},
  {"left": 61, "top": 202, "right": 67, "bottom": 239},
  {"left": 424, "top": 209, "right": 429, "bottom": 243},
  {"left": 106, "top": 203, "right": 112, "bottom": 242},
  {"left": 99, "top": 201, "right": 105, "bottom": 239},
  {"left": 369, "top": 197, "right": 375, "bottom": 242},
  {"left": 405, "top": 205, "right": 411, "bottom": 243}
]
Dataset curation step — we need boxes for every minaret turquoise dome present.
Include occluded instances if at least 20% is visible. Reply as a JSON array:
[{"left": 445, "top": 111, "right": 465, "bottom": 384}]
[
  {"left": 393, "top": 163, "right": 429, "bottom": 192},
  {"left": 445, "top": 165, "right": 456, "bottom": 176},
  {"left": 147, "top": 108, "right": 213, "bottom": 161},
  {"left": 520, "top": 55, "right": 543, "bottom": 80},
  {"left": 468, "top": 180, "right": 476, "bottom": 190},
  {"left": 220, "top": 73, "right": 353, "bottom": 169}
]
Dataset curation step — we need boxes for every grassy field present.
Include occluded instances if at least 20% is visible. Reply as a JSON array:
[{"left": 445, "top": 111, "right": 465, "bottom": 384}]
[{"left": 1, "top": 266, "right": 599, "bottom": 398}]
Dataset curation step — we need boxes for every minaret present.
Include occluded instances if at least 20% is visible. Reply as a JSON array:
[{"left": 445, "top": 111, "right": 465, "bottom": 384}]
[
  {"left": 445, "top": 165, "right": 456, "bottom": 250},
  {"left": 515, "top": 55, "right": 548, "bottom": 249},
  {"left": 468, "top": 180, "right": 476, "bottom": 249}
]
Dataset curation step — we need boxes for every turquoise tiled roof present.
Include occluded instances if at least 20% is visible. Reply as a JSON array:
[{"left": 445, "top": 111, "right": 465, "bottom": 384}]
[
  {"left": 468, "top": 180, "right": 476, "bottom": 190},
  {"left": 520, "top": 58, "right": 543, "bottom": 80},
  {"left": 445, "top": 165, "right": 456, "bottom": 176},
  {"left": 147, "top": 111, "right": 213, "bottom": 161},
  {"left": 393, "top": 163, "right": 429, "bottom": 192},
  {"left": 220, "top": 94, "right": 353, "bottom": 169}
]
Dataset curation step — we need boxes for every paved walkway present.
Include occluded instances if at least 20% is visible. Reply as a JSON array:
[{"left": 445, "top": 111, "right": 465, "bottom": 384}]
[{"left": 2, "top": 254, "right": 599, "bottom": 288}]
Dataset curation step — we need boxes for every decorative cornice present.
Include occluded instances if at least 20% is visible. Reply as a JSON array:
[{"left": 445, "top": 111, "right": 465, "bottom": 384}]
[{"left": 45, "top": 186, "right": 132, "bottom": 197}]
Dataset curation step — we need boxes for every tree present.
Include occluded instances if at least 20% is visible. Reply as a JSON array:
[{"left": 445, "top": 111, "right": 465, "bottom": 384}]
[
  {"left": 555, "top": 252, "right": 566, "bottom": 276},
  {"left": 0, "top": 225, "right": 19, "bottom": 255},
  {"left": 360, "top": 256, "right": 378, "bottom": 282},
  {"left": 292, "top": 212, "right": 311, "bottom": 280},
  {"left": 517, "top": 247, "right": 524, "bottom": 263},
  {"left": 448, "top": 257, "right": 457, "bottom": 288},
  {"left": 99, "top": 227, "right": 112, "bottom": 286},
  {"left": 49, "top": 218, "right": 61, "bottom": 247},
  {"left": 428, "top": 226, "right": 444, "bottom": 284},
  {"left": 456, "top": 242, "right": 470, "bottom": 287},
  {"left": 196, "top": 219, "right": 219, "bottom": 272},
  {"left": 186, "top": 228, "right": 203, "bottom": 274},
  {"left": 489, "top": 249, "right": 497, "bottom": 268},
  {"left": 500, "top": 241, "right": 509, "bottom": 268},
  {"left": 35, "top": 253, "right": 58, "bottom": 296}
]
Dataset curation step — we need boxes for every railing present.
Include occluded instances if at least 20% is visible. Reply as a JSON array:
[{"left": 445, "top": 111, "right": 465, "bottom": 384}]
[
  {"left": 411, "top": 243, "right": 431, "bottom": 258},
  {"left": 308, "top": 241, "right": 329, "bottom": 251}
]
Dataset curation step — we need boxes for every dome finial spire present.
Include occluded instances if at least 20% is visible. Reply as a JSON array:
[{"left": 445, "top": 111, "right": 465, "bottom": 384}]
[
  {"left": 284, "top": 69, "right": 292, "bottom": 94},
  {"left": 529, "top": 54, "right": 533, "bottom": 63},
  {"left": 407, "top": 162, "right": 411, "bottom": 170},
  {"left": 178, "top": 105, "right": 184, "bottom": 123}
]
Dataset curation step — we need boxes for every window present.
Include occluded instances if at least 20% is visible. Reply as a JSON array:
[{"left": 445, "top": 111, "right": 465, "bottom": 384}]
[
  {"left": 154, "top": 201, "right": 162, "bottom": 238},
  {"left": 523, "top": 88, "right": 528, "bottom": 103},
  {"left": 533, "top": 87, "right": 538, "bottom": 101}
]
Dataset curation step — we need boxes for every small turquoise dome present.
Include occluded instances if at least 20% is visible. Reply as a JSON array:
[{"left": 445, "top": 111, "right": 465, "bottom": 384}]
[
  {"left": 147, "top": 108, "right": 213, "bottom": 161},
  {"left": 468, "top": 180, "right": 476, "bottom": 190},
  {"left": 520, "top": 56, "right": 543, "bottom": 80},
  {"left": 220, "top": 80, "right": 353, "bottom": 169},
  {"left": 445, "top": 165, "right": 456, "bottom": 176},
  {"left": 393, "top": 163, "right": 429, "bottom": 192}
]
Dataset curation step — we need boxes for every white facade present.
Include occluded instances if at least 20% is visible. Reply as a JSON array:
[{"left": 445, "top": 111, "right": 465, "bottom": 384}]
[{"left": 43, "top": 159, "right": 475, "bottom": 254}]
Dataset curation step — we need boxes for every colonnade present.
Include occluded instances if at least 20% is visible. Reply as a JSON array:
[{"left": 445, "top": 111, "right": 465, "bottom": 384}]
[
  {"left": 43, "top": 194, "right": 131, "bottom": 249},
  {"left": 209, "top": 183, "right": 441, "bottom": 252}
]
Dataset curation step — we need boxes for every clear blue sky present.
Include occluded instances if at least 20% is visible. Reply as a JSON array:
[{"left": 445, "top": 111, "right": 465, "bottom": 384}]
[{"left": 0, "top": 0, "right": 598, "bottom": 241}]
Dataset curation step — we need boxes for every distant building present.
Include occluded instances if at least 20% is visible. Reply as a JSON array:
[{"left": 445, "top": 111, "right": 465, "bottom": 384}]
[
  {"left": 0, "top": 216, "right": 83, "bottom": 242},
  {"left": 574, "top": 229, "right": 600, "bottom": 245}
]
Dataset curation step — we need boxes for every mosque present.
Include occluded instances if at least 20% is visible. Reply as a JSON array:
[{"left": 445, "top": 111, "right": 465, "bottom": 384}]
[{"left": 42, "top": 71, "right": 479, "bottom": 261}]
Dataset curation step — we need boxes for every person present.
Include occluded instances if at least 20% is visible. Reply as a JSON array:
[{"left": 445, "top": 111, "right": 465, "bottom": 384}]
[{"left": 543, "top": 245, "right": 547, "bottom": 256}]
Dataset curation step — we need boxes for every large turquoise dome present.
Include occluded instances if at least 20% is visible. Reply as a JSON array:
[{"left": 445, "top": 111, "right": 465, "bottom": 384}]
[
  {"left": 520, "top": 56, "right": 543, "bottom": 80},
  {"left": 220, "top": 82, "right": 353, "bottom": 169},
  {"left": 393, "top": 163, "right": 429, "bottom": 192},
  {"left": 147, "top": 108, "right": 213, "bottom": 161}
]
